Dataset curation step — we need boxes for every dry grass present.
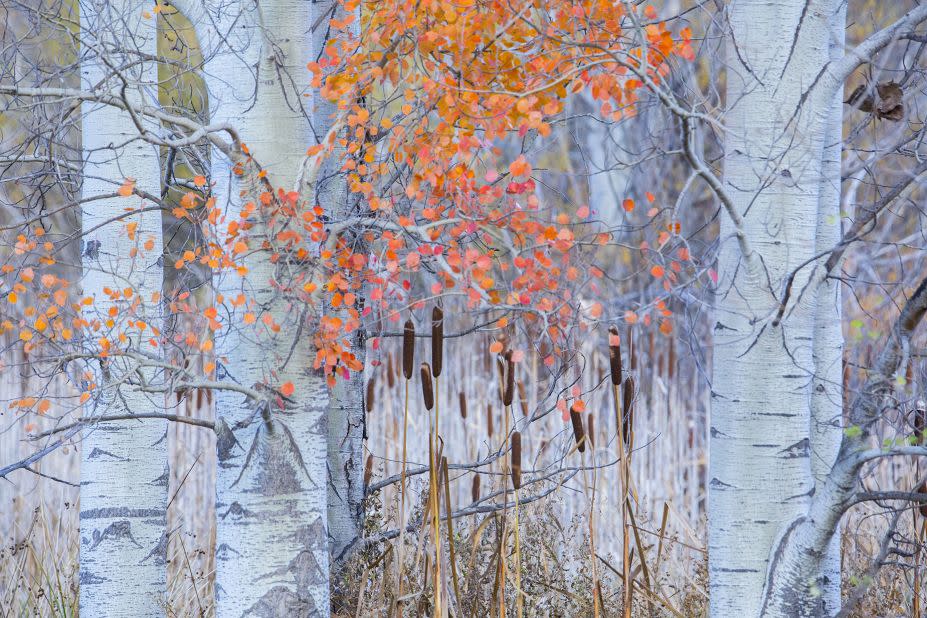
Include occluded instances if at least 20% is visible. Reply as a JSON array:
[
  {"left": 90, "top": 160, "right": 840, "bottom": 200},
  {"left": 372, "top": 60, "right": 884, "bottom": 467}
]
[
  {"left": 333, "top": 496, "right": 708, "bottom": 618},
  {"left": 3, "top": 327, "right": 925, "bottom": 617}
]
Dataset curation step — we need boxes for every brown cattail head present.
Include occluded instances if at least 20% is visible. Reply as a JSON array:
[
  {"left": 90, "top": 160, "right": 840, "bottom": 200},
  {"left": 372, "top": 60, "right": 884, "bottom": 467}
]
[
  {"left": 459, "top": 391, "right": 467, "bottom": 419},
  {"left": 365, "top": 377, "right": 375, "bottom": 413},
  {"left": 629, "top": 330, "right": 637, "bottom": 372},
  {"left": 511, "top": 431, "right": 522, "bottom": 490},
  {"left": 402, "top": 319, "right": 415, "bottom": 380},
  {"left": 431, "top": 307, "right": 444, "bottom": 378},
  {"left": 487, "top": 404, "right": 494, "bottom": 438},
  {"left": 913, "top": 402, "right": 927, "bottom": 444},
  {"left": 503, "top": 350, "right": 515, "bottom": 406},
  {"left": 622, "top": 376, "right": 634, "bottom": 448},
  {"left": 471, "top": 474, "right": 481, "bottom": 503},
  {"left": 517, "top": 380, "right": 528, "bottom": 417},
  {"left": 386, "top": 352, "right": 396, "bottom": 388},
  {"left": 570, "top": 405, "right": 586, "bottom": 452},
  {"left": 538, "top": 438, "right": 549, "bottom": 456},
  {"left": 496, "top": 357, "right": 506, "bottom": 402},
  {"left": 917, "top": 482, "right": 927, "bottom": 518},
  {"left": 420, "top": 363, "right": 434, "bottom": 410},
  {"left": 608, "top": 326, "right": 623, "bottom": 386},
  {"left": 587, "top": 413, "right": 595, "bottom": 447},
  {"left": 364, "top": 454, "right": 374, "bottom": 487}
]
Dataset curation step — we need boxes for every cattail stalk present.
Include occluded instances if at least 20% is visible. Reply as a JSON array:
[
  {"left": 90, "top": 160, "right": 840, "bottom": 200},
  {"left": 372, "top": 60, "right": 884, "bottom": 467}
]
[
  {"left": 397, "top": 319, "right": 416, "bottom": 611},
  {"left": 442, "top": 458, "right": 462, "bottom": 605},
  {"left": 608, "top": 334, "right": 634, "bottom": 618},
  {"left": 397, "top": 357, "right": 412, "bottom": 608},
  {"left": 420, "top": 360, "right": 441, "bottom": 614},
  {"left": 427, "top": 433, "right": 443, "bottom": 616},
  {"left": 622, "top": 376, "right": 635, "bottom": 450},
  {"left": 512, "top": 437, "right": 524, "bottom": 618}
]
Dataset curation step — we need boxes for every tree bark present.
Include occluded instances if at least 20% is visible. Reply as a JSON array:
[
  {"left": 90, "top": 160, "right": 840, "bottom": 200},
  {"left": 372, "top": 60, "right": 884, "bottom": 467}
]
[
  {"left": 78, "top": 0, "right": 167, "bottom": 613},
  {"left": 184, "top": 0, "right": 331, "bottom": 613},
  {"left": 710, "top": 0, "right": 840, "bottom": 615},
  {"left": 309, "top": 0, "right": 369, "bottom": 569},
  {"left": 805, "top": 4, "right": 847, "bottom": 609}
]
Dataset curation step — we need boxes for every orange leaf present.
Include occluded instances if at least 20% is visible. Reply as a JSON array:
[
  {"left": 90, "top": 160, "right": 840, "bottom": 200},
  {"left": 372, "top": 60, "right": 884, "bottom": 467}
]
[
  {"left": 489, "top": 341, "right": 504, "bottom": 354},
  {"left": 118, "top": 178, "right": 136, "bottom": 197},
  {"left": 280, "top": 381, "right": 295, "bottom": 397}
]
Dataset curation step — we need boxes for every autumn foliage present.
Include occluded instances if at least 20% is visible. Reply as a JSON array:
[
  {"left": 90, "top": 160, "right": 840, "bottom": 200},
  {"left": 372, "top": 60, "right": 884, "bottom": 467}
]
[{"left": 2, "top": 0, "right": 694, "bottom": 409}]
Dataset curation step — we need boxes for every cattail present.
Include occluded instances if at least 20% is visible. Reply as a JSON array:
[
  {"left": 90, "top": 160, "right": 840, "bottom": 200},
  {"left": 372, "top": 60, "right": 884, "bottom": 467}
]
[
  {"left": 420, "top": 363, "right": 434, "bottom": 410},
  {"left": 538, "top": 439, "right": 549, "bottom": 456},
  {"left": 622, "top": 376, "right": 634, "bottom": 448},
  {"left": 487, "top": 404, "right": 494, "bottom": 438},
  {"left": 913, "top": 403, "right": 927, "bottom": 444},
  {"left": 365, "top": 377, "right": 375, "bottom": 413},
  {"left": 511, "top": 431, "right": 522, "bottom": 490},
  {"left": 608, "top": 326, "right": 622, "bottom": 386},
  {"left": 402, "top": 319, "right": 415, "bottom": 380},
  {"left": 496, "top": 357, "right": 506, "bottom": 402},
  {"left": 459, "top": 391, "right": 467, "bottom": 419},
  {"left": 386, "top": 352, "right": 396, "bottom": 388},
  {"left": 570, "top": 405, "right": 586, "bottom": 453},
  {"left": 517, "top": 380, "right": 528, "bottom": 417},
  {"left": 431, "top": 307, "right": 444, "bottom": 378},
  {"left": 629, "top": 330, "right": 637, "bottom": 372},
  {"left": 916, "top": 482, "right": 927, "bottom": 518},
  {"left": 587, "top": 413, "right": 595, "bottom": 447},
  {"left": 502, "top": 351, "right": 515, "bottom": 406},
  {"left": 668, "top": 339, "right": 676, "bottom": 380},
  {"left": 364, "top": 454, "right": 374, "bottom": 486},
  {"left": 471, "top": 474, "right": 481, "bottom": 503}
]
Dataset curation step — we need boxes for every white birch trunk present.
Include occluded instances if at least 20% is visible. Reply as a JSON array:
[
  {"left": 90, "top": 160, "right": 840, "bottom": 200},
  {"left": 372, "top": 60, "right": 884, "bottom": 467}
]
[
  {"left": 327, "top": 328, "right": 367, "bottom": 566},
  {"left": 710, "top": 0, "right": 839, "bottom": 615},
  {"left": 78, "top": 0, "right": 167, "bottom": 612},
  {"left": 309, "top": 0, "right": 368, "bottom": 568},
  {"left": 183, "top": 0, "right": 331, "bottom": 613},
  {"left": 805, "top": 5, "right": 847, "bottom": 610}
]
